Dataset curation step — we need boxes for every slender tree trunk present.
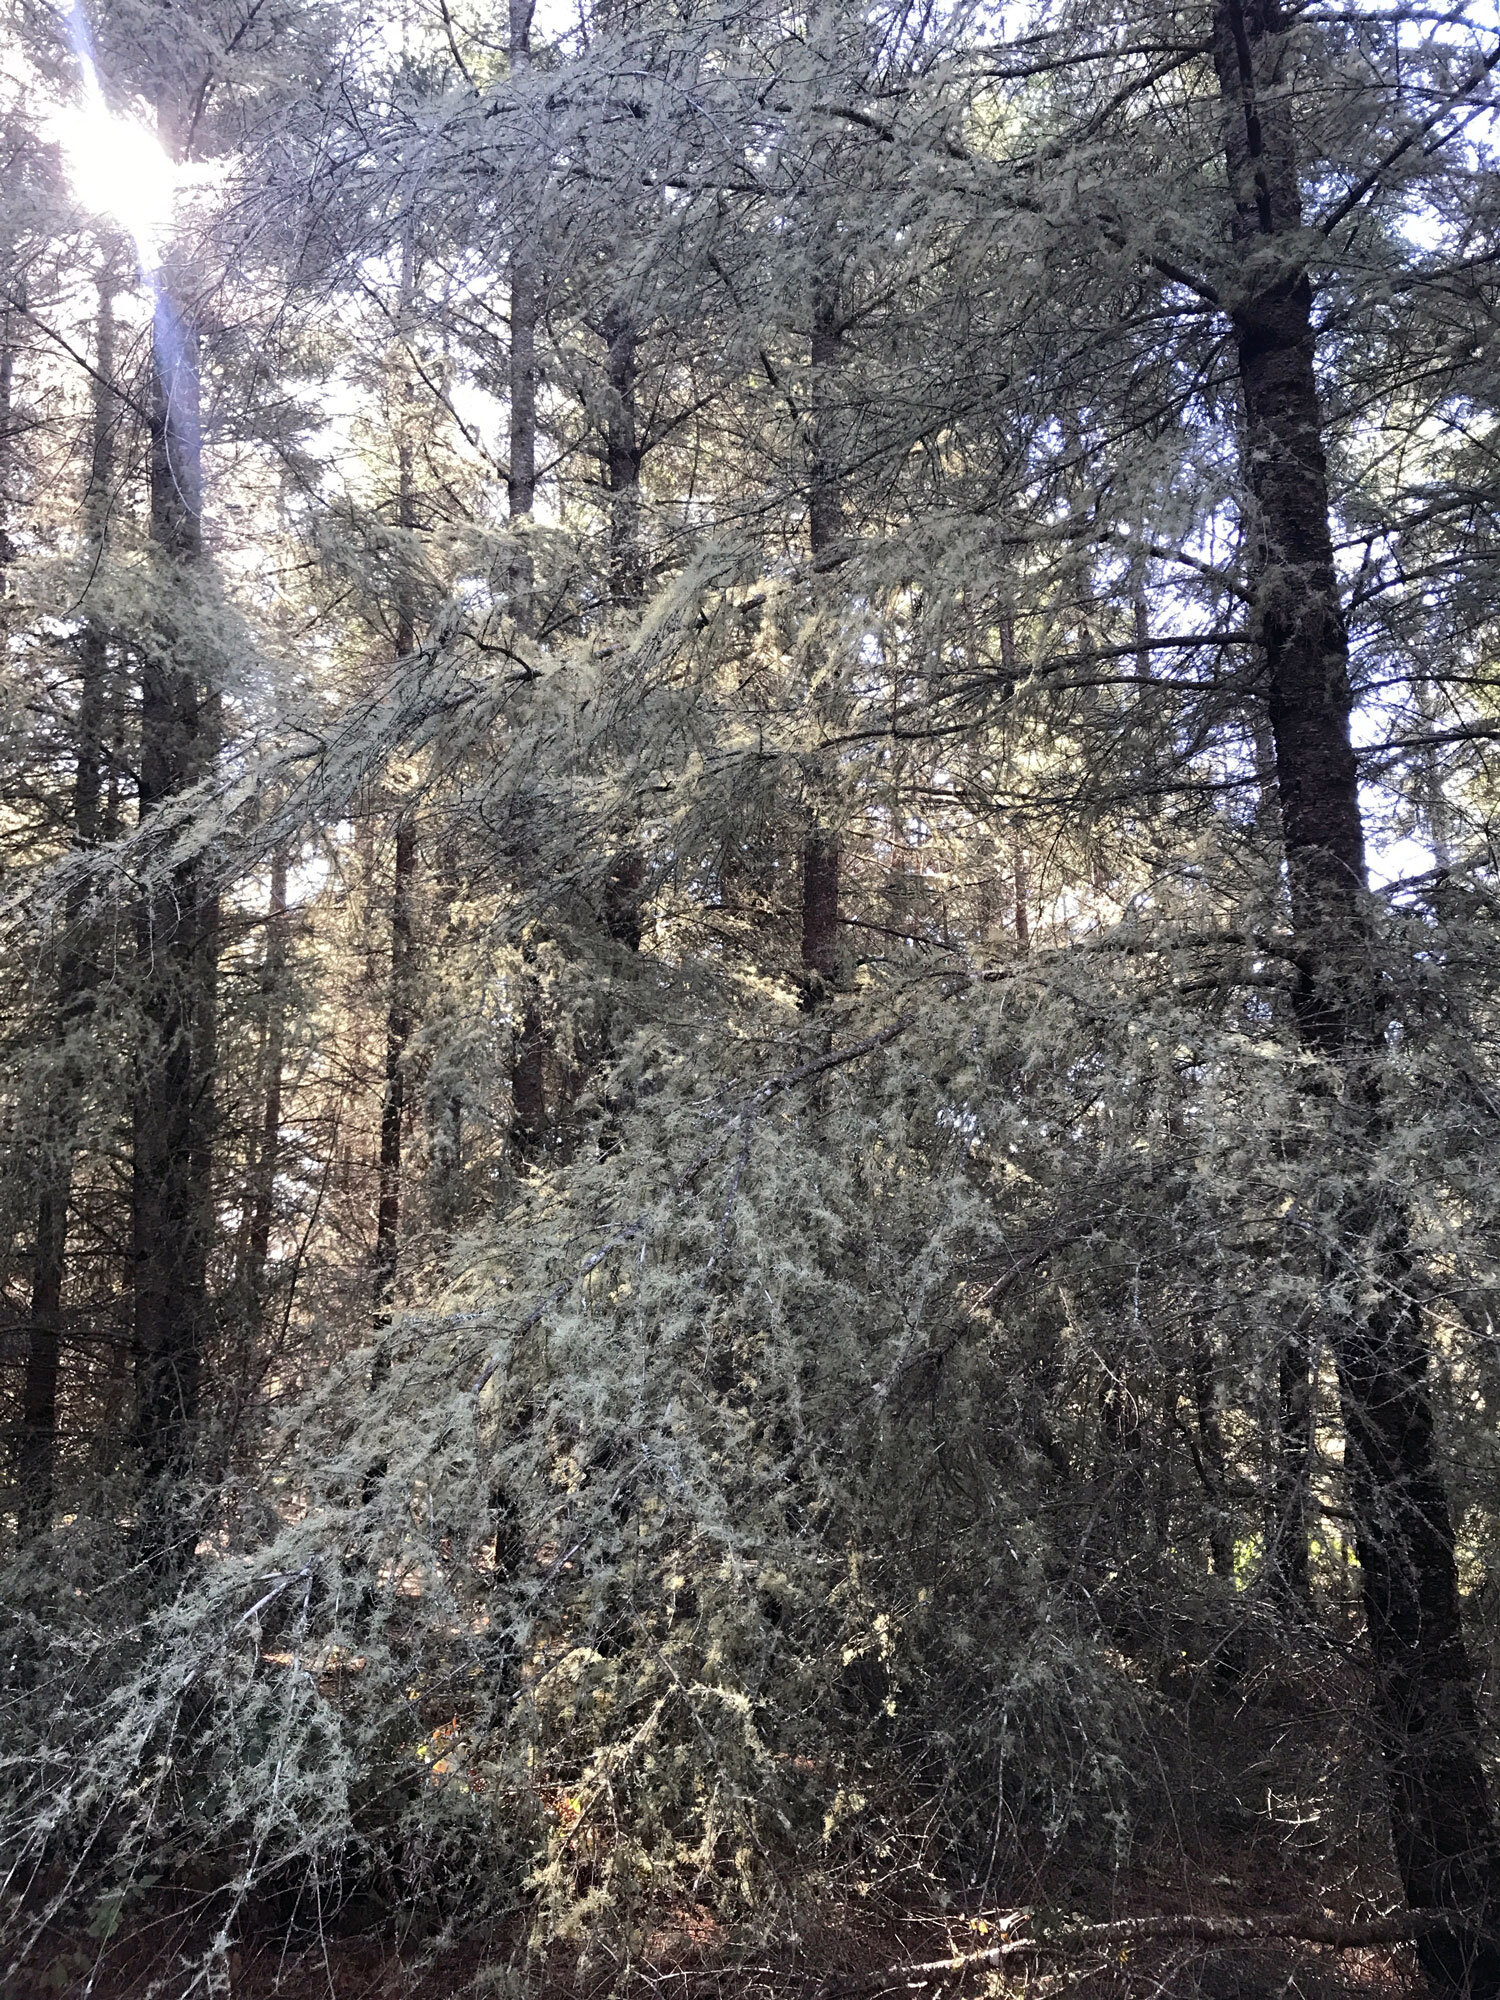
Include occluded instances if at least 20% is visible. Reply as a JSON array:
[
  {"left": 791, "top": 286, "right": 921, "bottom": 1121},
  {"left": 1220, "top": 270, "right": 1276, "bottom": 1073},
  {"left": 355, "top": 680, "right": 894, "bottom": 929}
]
[
  {"left": 374, "top": 816, "right": 417, "bottom": 1300},
  {"left": 104, "top": 634, "right": 126, "bottom": 842},
  {"left": 429, "top": 831, "right": 467, "bottom": 1227},
  {"left": 998, "top": 615, "right": 1029, "bottom": 952},
  {"left": 508, "top": 0, "right": 537, "bottom": 621},
  {"left": 504, "top": 58, "right": 553, "bottom": 1166},
  {"left": 373, "top": 464, "right": 417, "bottom": 1295},
  {"left": 373, "top": 244, "right": 421, "bottom": 1299},
  {"left": 604, "top": 308, "right": 642, "bottom": 611},
  {"left": 1214, "top": 6, "right": 1500, "bottom": 1986},
  {"left": 511, "top": 985, "right": 549, "bottom": 1165},
  {"left": 1191, "top": 1325, "right": 1235, "bottom": 1579},
  {"left": 1249, "top": 698, "right": 1313, "bottom": 1601},
  {"left": 599, "top": 300, "right": 649, "bottom": 950},
  {"left": 800, "top": 287, "right": 842, "bottom": 1008},
  {"left": 132, "top": 258, "right": 218, "bottom": 1551},
  {"left": 19, "top": 278, "right": 114, "bottom": 1536},
  {"left": 246, "top": 849, "right": 288, "bottom": 1301},
  {"left": 0, "top": 280, "right": 18, "bottom": 625},
  {"left": 800, "top": 833, "right": 840, "bottom": 994},
  {"left": 1011, "top": 834, "right": 1030, "bottom": 952}
]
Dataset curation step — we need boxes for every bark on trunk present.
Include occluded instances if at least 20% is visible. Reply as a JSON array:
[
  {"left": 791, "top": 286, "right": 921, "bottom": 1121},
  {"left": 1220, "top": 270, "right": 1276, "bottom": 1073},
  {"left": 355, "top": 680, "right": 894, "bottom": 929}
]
[
  {"left": 601, "top": 301, "right": 647, "bottom": 942},
  {"left": 999, "top": 616, "right": 1029, "bottom": 952},
  {"left": 1214, "top": 5, "right": 1500, "bottom": 1987},
  {"left": 800, "top": 287, "right": 842, "bottom": 1010},
  {"left": 604, "top": 308, "right": 642, "bottom": 610},
  {"left": 507, "top": 0, "right": 537, "bottom": 626},
  {"left": 374, "top": 341, "right": 419, "bottom": 1299},
  {"left": 19, "top": 277, "right": 114, "bottom": 1536},
  {"left": 132, "top": 263, "right": 218, "bottom": 1551},
  {"left": 504, "top": 60, "right": 557, "bottom": 1168},
  {"left": 0, "top": 281, "right": 17, "bottom": 622},
  {"left": 510, "top": 987, "right": 549, "bottom": 1165},
  {"left": 1011, "top": 833, "right": 1030, "bottom": 952},
  {"left": 800, "top": 832, "right": 841, "bottom": 997},
  {"left": 374, "top": 815, "right": 417, "bottom": 1301},
  {"left": 246, "top": 849, "right": 289, "bottom": 1300},
  {"left": 1191, "top": 1326, "right": 1235, "bottom": 1580}
]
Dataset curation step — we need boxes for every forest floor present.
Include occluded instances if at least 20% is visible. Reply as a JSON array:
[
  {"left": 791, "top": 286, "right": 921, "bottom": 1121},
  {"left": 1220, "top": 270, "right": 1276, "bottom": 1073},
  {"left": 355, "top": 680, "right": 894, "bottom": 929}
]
[
  {"left": 14, "top": 1897, "right": 1428, "bottom": 2000},
  {"left": 11, "top": 1637, "right": 1432, "bottom": 1999}
]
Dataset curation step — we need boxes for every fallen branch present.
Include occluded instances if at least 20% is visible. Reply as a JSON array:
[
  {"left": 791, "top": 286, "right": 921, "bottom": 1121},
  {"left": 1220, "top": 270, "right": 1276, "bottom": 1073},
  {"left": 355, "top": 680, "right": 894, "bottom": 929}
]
[{"left": 814, "top": 1910, "right": 1455, "bottom": 1997}]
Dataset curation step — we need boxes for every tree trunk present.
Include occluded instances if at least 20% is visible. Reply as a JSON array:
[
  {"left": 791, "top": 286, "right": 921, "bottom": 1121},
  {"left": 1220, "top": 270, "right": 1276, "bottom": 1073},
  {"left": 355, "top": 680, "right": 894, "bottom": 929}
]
[
  {"left": 0, "top": 279, "right": 18, "bottom": 624},
  {"left": 1190, "top": 1325, "right": 1235, "bottom": 1580},
  {"left": 507, "top": 0, "right": 537, "bottom": 629},
  {"left": 1214, "top": 5, "right": 1500, "bottom": 1987},
  {"left": 998, "top": 615, "right": 1029, "bottom": 952},
  {"left": 374, "top": 813, "right": 417, "bottom": 1302},
  {"left": 800, "top": 286, "right": 842, "bottom": 1009},
  {"left": 604, "top": 307, "right": 642, "bottom": 610},
  {"left": 510, "top": 986, "right": 549, "bottom": 1165},
  {"left": 132, "top": 260, "right": 218, "bottom": 1553},
  {"left": 19, "top": 275, "right": 114, "bottom": 1536},
  {"left": 800, "top": 832, "right": 841, "bottom": 996},
  {"left": 246, "top": 848, "right": 289, "bottom": 1301},
  {"left": 505, "top": 61, "right": 555, "bottom": 1167},
  {"left": 374, "top": 312, "right": 420, "bottom": 1299},
  {"left": 600, "top": 301, "right": 648, "bottom": 945},
  {"left": 1248, "top": 699, "right": 1312, "bottom": 1602}
]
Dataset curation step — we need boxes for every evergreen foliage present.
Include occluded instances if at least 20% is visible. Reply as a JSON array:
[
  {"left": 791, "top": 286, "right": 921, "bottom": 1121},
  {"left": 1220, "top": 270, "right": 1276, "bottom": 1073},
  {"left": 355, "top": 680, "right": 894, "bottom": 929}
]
[{"left": 2, "top": 0, "right": 1500, "bottom": 1991}]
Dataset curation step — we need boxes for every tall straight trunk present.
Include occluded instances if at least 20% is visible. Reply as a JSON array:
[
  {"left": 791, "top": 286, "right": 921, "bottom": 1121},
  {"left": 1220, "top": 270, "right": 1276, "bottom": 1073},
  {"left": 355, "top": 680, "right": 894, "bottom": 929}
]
[
  {"left": 1250, "top": 697, "right": 1313, "bottom": 1597},
  {"left": 374, "top": 423, "right": 419, "bottom": 1299},
  {"left": 508, "top": 0, "right": 537, "bottom": 622},
  {"left": 604, "top": 308, "right": 642, "bottom": 611},
  {"left": 508, "top": 258, "right": 536, "bottom": 527},
  {"left": 1011, "top": 835, "right": 1030, "bottom": 952},
  {"left": 504, "top": 36, "right": 554, "bottom": 1166},
  {"left": 601, "top": 302, "right": 648, "bottom": 945},
  {"left": 373, "top": 226, "right": 422, "bottom": 1299},
  {"left": 374, "top": 815, "right": 417, "bottom": 1300},
  {"left": 132, "top": 258, "right": 218, "bottom": 1539},
  {"left": 998, "top": 613, "right": 1029, "bottom": 951},
  {"left": 510, "top": 986, "right": 549, "bottom": 1165},
  {"left": 0, "top": 280, "right": 17, "bottom": 623},
  {"left": 800, "top": 832, "right": 840, "bottom": 994},
  {"left": 361, "top": 391, "right": 421, "bottom": 1589},
  {"left": 430, "top": 839, "right": 467, "bottom": 1226},
  {"left": 1191, "top": 1325, "right": 1235, "bottom": 1579},
  {"left": 20, "top": 278, "right": 114, "bottom": 1535},
  {"left": 800, "top": 286, "right": 842, "bottom": 1009},
  {"left": 245, "top": 849, "right": 288, "bottom": 1300},
  {"left": 510, "top": 289, "right": 645, "bottom": 1167},
  {"left": 1214, "top": 5, "right": 1499, "bottom": 1986}
]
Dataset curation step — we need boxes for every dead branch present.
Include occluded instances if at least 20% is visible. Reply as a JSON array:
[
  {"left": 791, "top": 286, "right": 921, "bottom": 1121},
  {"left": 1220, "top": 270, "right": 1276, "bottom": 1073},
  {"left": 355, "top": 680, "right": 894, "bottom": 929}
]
[{"left": 813, "top": 1910, "right": 1455, "bottom": 1997}]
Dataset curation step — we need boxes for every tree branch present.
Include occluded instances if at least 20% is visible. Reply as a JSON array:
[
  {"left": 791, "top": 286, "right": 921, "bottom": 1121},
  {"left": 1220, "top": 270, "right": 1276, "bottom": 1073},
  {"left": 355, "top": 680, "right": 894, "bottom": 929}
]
[
  {"left": 1318, "top": 38, "right": 1500, "bottom": 237},
  {"left": 814, "top": 1910, "right": 1456, "bottom": 1998}
]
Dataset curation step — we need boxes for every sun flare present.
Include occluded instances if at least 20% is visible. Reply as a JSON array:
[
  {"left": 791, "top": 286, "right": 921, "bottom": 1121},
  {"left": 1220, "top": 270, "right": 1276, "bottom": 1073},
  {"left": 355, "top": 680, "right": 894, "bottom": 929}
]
[{"left": 55, "top": 87, "right": 176, "bottom": 265}]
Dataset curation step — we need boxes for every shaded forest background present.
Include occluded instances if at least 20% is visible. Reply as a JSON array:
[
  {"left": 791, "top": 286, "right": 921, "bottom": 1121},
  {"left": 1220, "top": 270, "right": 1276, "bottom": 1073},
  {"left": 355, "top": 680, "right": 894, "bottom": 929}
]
[{"left": 4, "top": 0, "right": 1500, "bottom": 1993}]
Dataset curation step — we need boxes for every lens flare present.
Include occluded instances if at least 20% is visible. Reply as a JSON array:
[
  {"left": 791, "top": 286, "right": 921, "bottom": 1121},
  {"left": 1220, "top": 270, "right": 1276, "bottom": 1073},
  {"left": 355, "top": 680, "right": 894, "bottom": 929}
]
[{"left": 56, "top": 5, "right": 175, "bottom": 269}]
